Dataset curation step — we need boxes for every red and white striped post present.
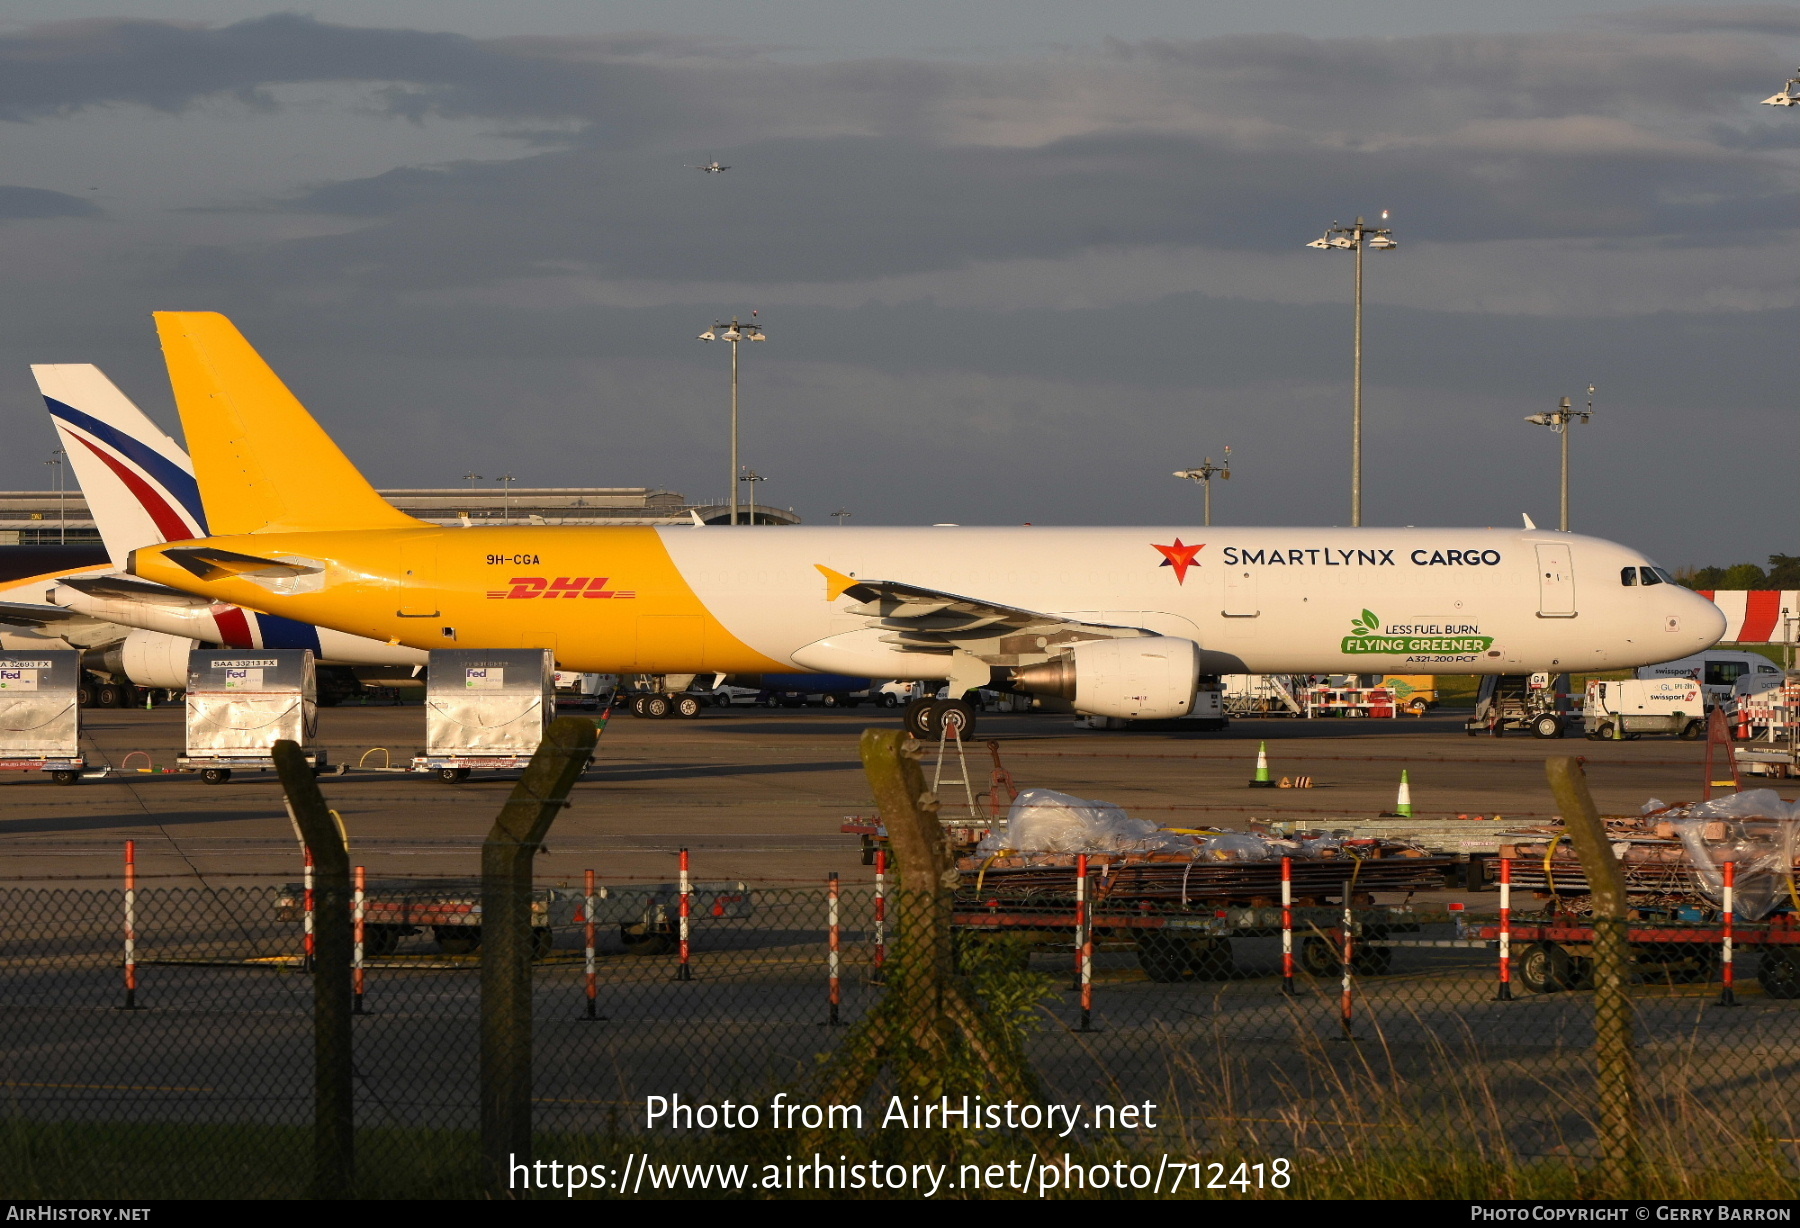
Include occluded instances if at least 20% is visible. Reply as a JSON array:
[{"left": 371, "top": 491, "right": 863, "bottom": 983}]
[
  {"left": 675, "top": 847, "right": 693, "bottom": 982},
  {"left": 352, "top": 865, "right": 366, "bottom": 1015},
  {"left": 120, "top": 840, "right": 140, "bottom": 1011},
  {"left": 1338, "top": 883, "right": 1355, "bottom": 1039},
  {"left": 826, "top": 872, "right": 842, "bottom": 1026},
  {"left": 582, "top": 868, "right": 603, "bottom": 1020},
  {"left": 302, "top": 846, "right": 315, "bottom": 971},
  {"left": 1280, "top": 856, "right": 1295, "bottom": 996},
  {"left": 872, "top": 849, "right": 888, "bottom": 983},
  {"left": 1074, "top": 854, "right": 1095, "bottom": 1032},
  {"left": 1497, "top": 856, "right": 1513, "bottom": 1001},
  {"left": 1719, "top": 860, "right": 1737, "bottom": 1008}
]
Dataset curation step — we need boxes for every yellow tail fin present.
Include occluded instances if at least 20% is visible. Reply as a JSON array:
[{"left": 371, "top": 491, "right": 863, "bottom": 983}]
[{"left": 154, "top": 312, "right": 420, "bottom": 535}]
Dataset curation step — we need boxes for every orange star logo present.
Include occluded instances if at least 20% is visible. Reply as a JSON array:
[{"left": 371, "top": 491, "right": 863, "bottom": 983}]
[{"left": 1153, "top": 538, "right": 1204, "bottom": 584}]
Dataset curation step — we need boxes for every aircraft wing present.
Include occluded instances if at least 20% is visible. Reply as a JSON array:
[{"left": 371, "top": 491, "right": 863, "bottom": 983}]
[
  {"left": 815, "top": 566, "right": 1148, "bottom": 665},
  {"left": 59, "top": 574, "right": 215, "bottom": 607},
  {"left": 0, "top": 600, "right": 86, "bottom": 627}
]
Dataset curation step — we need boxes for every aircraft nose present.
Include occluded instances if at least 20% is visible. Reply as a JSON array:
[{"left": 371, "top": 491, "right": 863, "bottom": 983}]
[{"left": 1679, "top": 589, "right": 1727, "bottom": 651}]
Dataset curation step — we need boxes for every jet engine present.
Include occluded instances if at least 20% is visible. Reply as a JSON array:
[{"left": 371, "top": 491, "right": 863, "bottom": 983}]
[
  {"left": 104, "top": 629, "right": 197, "bottom": 690},
  {"left": 1011, "top": 636, "right": 1200, "bottom": 720}
]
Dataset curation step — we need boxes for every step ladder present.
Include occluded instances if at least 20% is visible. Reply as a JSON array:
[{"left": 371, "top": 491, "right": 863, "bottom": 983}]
[{"left": 930, "top": 721, "right": 980, "bottom": 823}]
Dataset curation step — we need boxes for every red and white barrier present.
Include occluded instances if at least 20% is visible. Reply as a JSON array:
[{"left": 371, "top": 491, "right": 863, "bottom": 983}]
[
  {"left": 1280, "top": 856, "right": 1295, "bottom": 996},
  {"left": 352, "top": 865, "right": 366, "bottom": 1015},
  {"left": 583, "top": 869, "right": 601, "bottom": 1020},
  {"left": 121, "top": 840, "right": 139, "bottom": 1012},
  {"left": 302, "top": 847, "right": 315, "bottom": 971},
  {"left": 1720, "top": 860, "right": 1737, "bottom": 1009},
  {"left": 1303, "top": 686, "right": 1401, "bottom": 719},
  {"left": 1339, "top": 885, "right": 1355, "bottom": 1038},
  {"left": 1074, "top": 854, "right": 1094, "bottom": 1032},
  {"left": 1497, "top": 856, "right": 1513, "bottom": 1001},
  {"left": 826, "top": 873, "right": 842, "bottom": 1026},
  {"left": 676, "top": 847, "right": 692, "bottom": 983},
  {"left": 872, "top": 849, "right": 887, "bottom": 982}
]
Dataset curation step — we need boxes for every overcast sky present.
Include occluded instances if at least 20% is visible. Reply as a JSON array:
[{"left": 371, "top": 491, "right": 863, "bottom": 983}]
[{"left": 0, "top": 3, "right": 1795, "bottom": 567}]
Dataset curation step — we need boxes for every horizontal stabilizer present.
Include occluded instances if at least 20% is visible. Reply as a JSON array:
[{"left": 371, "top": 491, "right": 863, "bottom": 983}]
[
  {"left": 155, "top": 546, "right": 318, "bottom": 582},
  {"left": 59, "top": 574, "right": 214, "bottom": 607},
  {"left": 0, "top": 601, "right": 82, "bottom": 627}
]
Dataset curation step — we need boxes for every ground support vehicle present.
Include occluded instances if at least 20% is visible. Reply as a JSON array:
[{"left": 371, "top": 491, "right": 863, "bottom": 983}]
[
  {"left": 1302, "top": 683, "right": 1402, "bottom": 719},
  {"left": 1581, "top": 677, "right": 1704, "bottom": 741},
  {"left": 1221, "top": 674, "right": 1305, "bottom": 717},
  {"left": 1465, "top": 673, "right": 1572, "bottom": 738},
  {"left": 951, "top": 852, "right": 1451, "bottom": 981},
  {"left": 1463, "top": 913, "right": 1800, "bottom": 997},
  {"left": 275, "top": 878, "right": 753, "bottom": 958}
]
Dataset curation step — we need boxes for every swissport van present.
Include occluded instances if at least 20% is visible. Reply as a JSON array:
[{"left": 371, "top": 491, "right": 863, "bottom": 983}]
[{"left": 1636, "top": 651, "right": 1782, "bottom": 703}]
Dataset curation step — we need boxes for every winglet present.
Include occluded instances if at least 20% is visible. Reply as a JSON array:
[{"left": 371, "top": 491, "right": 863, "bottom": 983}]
[
  {"left": 815, "top": 564, "right": 860, "bottom": 602},
  {"left": 1522, "top": 513, "right": 1537, "bottom": 530}
]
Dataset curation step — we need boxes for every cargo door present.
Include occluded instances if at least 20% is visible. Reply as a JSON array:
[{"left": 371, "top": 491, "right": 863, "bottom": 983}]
[
  {"left": 1222, "top": 567, "right": 1259, "bottom": 617},
  {"left": 1534, "top": 543, "right": 1575, "bottom": 618},
  {"left": 396, "top": 538, "right": 440, "bottom": 618}
]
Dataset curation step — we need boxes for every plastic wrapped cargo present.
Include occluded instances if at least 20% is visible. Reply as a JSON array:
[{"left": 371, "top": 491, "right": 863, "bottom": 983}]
[
  {"left": 1670, "top": 789, "right": 1800, "bottom": 921},
  {"left": 976, "top": 788, "right": 1193, "bottom": 855}
]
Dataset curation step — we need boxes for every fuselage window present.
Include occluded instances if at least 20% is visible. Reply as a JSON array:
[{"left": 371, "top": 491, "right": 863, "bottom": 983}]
[{"left": 1620, "top": 567, "right": 1638, "bottom": 586}]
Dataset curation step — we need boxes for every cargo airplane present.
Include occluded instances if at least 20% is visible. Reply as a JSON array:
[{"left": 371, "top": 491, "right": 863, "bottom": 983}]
[{"left": 123, "top": 312, "right": 1724, "bottom": 734}]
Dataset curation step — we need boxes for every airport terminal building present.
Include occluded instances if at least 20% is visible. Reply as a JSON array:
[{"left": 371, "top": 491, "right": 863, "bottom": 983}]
[{"left": 0, "top": 486, "right": 799, "bottom": 543}]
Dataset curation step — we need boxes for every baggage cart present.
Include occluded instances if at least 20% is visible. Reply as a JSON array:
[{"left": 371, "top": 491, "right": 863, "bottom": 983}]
[
  {"left": 413, "top": 649, "right": 554, "bottom": 782},
  {"left": 179, "top": 649, "right": 323, "bottom": 784},
  {"left": 0, "top": 650, "right": 87, "bottom": 784}
]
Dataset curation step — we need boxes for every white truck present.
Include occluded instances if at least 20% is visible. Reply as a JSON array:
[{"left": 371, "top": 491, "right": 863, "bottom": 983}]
[
  {"left": 1637, "top": 651, "right": 1782, "bottom": 705},
  {"left": 1583, "top": 677, "right": 1705, "bottom": 740}
]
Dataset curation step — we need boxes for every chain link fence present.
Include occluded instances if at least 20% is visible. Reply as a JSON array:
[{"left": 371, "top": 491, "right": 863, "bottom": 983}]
[{"left": 3, "top": 871, "right": 1797, "bottom": 1199}]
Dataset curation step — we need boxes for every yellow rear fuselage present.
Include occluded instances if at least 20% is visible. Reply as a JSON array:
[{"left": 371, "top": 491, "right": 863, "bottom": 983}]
[{"left": 131, "top": 526, "right": 789, "bottom": 674}]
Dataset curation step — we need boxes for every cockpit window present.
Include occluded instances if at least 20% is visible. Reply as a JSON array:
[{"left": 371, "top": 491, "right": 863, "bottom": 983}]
[
  {"left": 1620, "top": 567, "right": 1638, "bottom": 586},
  {"left": 1639, "top": 566, "right": 1663, "bottom": 586},
  {"left": 1652, "top": 567, "right": 1677, "bottom": 584}
]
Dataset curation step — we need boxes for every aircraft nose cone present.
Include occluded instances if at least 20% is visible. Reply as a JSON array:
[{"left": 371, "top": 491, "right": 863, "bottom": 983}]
[{"left": 1681, "top": 590, "right": 1728, "bottom": 651}]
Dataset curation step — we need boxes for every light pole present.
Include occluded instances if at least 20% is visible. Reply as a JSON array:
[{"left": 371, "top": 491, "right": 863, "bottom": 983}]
[
  {"left": 1307, "top": 214, "right": 1397, "bottom": 526},
  {"left": 464, "top": 471, "right": 483, "bottom": 489},
  {"left": 1524, "top": 387, "right": 1593, "bottom": 532},
  {"left": 45, "top": 449, "right": 64, "bottom": 544},
  {"left": 738, "top": 468, "right": 766, "bottom": 526},
  {"left": 698, "top": 313, "right": 767, "bottom": 525},
  {"left": 497, "top": 473, "right": 516, "bottom": 524},
  {"left": 1172, "top": 447, "right": 1231, "bottom": 526},
  {"left": 831, "top": 508, "right": 851, "bottom": 526}
]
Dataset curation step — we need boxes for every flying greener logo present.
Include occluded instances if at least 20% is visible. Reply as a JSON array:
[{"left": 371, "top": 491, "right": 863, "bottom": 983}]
[{"left": 1152, "top": 539, "right": 1204, "bottom": 584}]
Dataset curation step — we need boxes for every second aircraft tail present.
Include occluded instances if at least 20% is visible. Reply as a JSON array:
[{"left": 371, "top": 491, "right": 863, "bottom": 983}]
[{"left": 153, "top": 312, "right": 420, "bottom": 536}]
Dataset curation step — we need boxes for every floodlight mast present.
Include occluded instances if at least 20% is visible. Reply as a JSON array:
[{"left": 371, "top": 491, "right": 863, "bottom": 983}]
[
  {"left": 697, "top": 315, "right": 767, "bottom": 525},
  {"left": 1173, "top": 446, "right": 1232, "bottom": 526},
  {"left": 1523, "top": 387, "right": 1594, "bottom": 532},
  {"left": 1307, "top": 215, "right": 1397, "bottom": 527}
]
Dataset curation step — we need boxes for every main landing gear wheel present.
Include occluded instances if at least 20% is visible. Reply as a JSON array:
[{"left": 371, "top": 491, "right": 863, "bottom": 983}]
[
  {"left": 903, "top": 699, "right": 939, "bottom": 738},
  {"left": 644, "top": 694, "right": 673, "bottom": 719},
  {"left": 200, "top": 768, "right": 232, "bottom": 786},
  {"left": 674, "top": 694, "right": 703, "bottom": 719},
  {"left": 1531, "top": 714, "right": 1563, "bottom": 739},
  {"left": 937, "top": 699, "right": 976, "bottom": 739},
  {"left": 904, "top": 698, "right": 978, "bottom": 740},
  {"left": 437, "top": 767, "right": 470, "bottom": 783}
]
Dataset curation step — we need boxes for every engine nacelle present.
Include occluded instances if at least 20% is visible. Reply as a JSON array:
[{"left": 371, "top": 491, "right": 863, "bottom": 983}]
[
  {"left": 1011, "top": 636, "right": 1200, "bottom": 720},
  {"left": 109, "top": 629, "right": 198, "bottom": 690}
]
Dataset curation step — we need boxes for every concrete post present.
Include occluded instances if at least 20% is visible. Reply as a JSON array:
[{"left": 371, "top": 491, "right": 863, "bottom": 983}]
[
  {"left": 1544, "top": 756, "right": 1638, "bottom": 1184},
  {"left": 273, "top": 739, "right": 353, "bottom": 1200},
  {"left": 480, "top": 716, "right": 598, "bottom": 1199}
]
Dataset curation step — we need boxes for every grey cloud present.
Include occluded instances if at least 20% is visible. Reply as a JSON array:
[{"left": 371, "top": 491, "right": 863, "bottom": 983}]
[
  {"left": 0, "top": 185, "right": 99, "bottom": 219},
  {"left": 1600, "top": 5, "right": 1800, "bottom": 36}
]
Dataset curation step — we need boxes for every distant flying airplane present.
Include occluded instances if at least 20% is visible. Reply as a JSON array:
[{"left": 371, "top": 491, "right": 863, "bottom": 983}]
[{"left": 688, "top": 161, "right": 730, "bottom": 173}]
